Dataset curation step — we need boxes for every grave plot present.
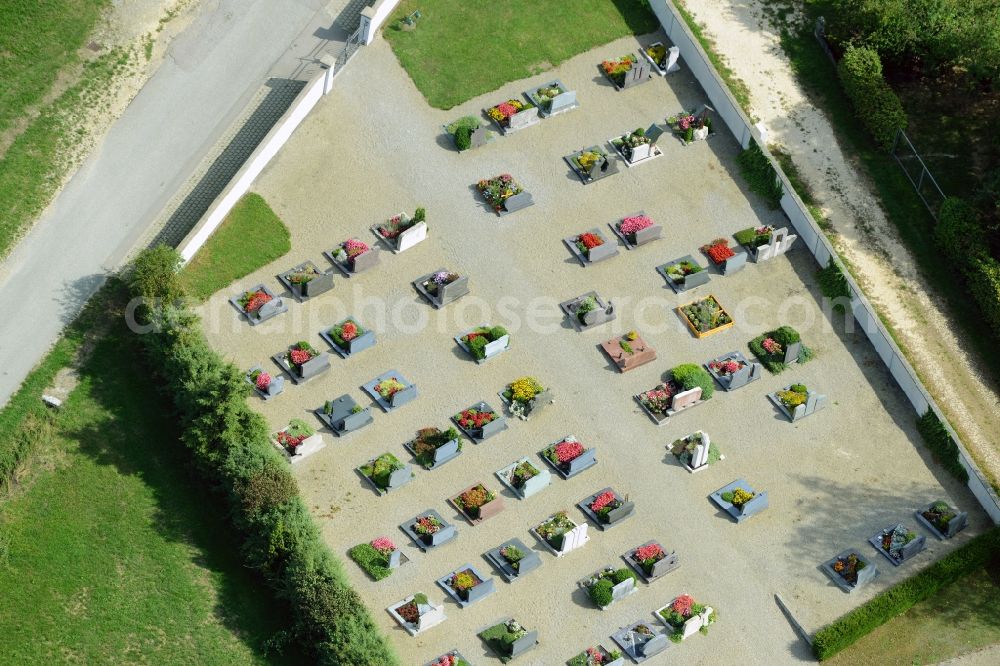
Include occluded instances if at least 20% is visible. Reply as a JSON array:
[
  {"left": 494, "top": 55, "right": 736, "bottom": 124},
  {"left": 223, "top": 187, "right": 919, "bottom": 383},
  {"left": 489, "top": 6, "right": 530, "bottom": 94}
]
[
  {"left": 540, "top": 436, "right": 597, "bottom": 480},
  {"left": 315, "top": 394, "right": 373, "bottom": 436},
  {"left": 748, "top": 325, "right": 812, "bottom": 373},
  {"left": 404, "top": 426, "right": 463, "bottom": 470},
  {"left": 229, "top": 284, "right": 286, "bottom": 325},
  {"left": 387, "top": 592, "right": 446, "bottom": 636},
  {"left": 436, "top": 563, "right": 496, "bottom": 608},
  {"left": 578, "top": 564, "right": 638, "bottom": 609},
  {"left": 272, "top": 340, "right": 330, "bottom": 384},
  {"left": 635, "top": 364, "right": 714, "bottom": 425},
  {"left": 370, "top": 207, "right": 428, "bottom": 253},
  {"left": 601, "top": 53, "right": 651, "bottom": 90},
  {"left": 357, "top": 452, "right": 414, "bottom": 495},
  {"left": 560, "top": 291, "right": 616, "bottom": 330},
  {"left": 768, "top": 383, "right": 828, "bottom": 422},
  {"left": 709, "top": 479, "right": 769, "bottom": 523},
  {"left": 669, "top": 431, "right": 722, "bottom": 473},
  {"left": 609, "top": 212, "right": 661, "bottom": 249},
  {"left": 320, "top": 317, "right": 377, "bottom": 359},
  {"left": 916, "top": 500, "right": 969, "bottom": 540},
  {"left": 325, "top": 237, "right": 380, "bottom": 277},
  {"left": 531, "top": 510, "right": 590, "bottom": 557},
  {"left": 704, "top": 352, "right": 762, "bottom": 391},
  {"left": 609, "top": 125, "right": 664, "bottom": 166},
  {"left": 643, "top": 41, "right": 680, "bottom": 75},
  {"left": 610, "top": 621, "right": 670, "bottom": 662},
  {"left": 450, "top": 482, "right": 505, "bottom": 525},
  {"left": 677, "top": 294, "right": 734, "bottom": 338},
  {"left": 868, "top": 524, "right": 927, "bottom": 566},
  {"left": 362, "top": 370, "right": 418, "bottom": 412},
  {"left": 700, "top": 237, "right": 746, "bottom": 275},
  {"left": 445, "top": 116, "right": 488, "bottom": 152},
  {"left": 276, "top": 260, "right": 334, "bottom": 300},
  {"left": 424, "top": 650, "right": 471, "bottom": 666},
  {"left": 498, "top": 376, "right": 553, "bottom": 421},
  {"left": 600, "top": 330, "right": 656, "bottom": 373},
  {"left": 486, "top": 98, "right": 539, "bottom": 134},
  {"left": 734, "top": 225, "right": 797, "bottom": 262},
  {"left": 400, "top": 509, "right": 457, "bottom": 552},
  {"left": 821, "top": 550, "right": 879, "bottom": 593},
  {"left": 476, "top": 174, "right": 534, "bottom": 216},
  {"left": 655, "top": 593, "right": 717, "bottom": 642},
  {"left": 666, "top": 106, "right": 715, "bottom": 144},
  {"left": 564, "top": 145, "right": 620, "bottom": 184},
  {"left": 495, "top": 457, "right": 552, "bottom": 499},
  {"left": 479, "top": 618, "right": 538, "bottom": 663},
  {"left": 568, "top": 645, "right": 625, "bottom": 666},
  {"left": 658, "top": 255, "right": 710, "bottom": 293},
  {"left": 524, "top": 79, "right": 578, "bottom": 117},
  {"left": 578, "top": 487, "right": 636, "bottom": 530},
  {"left": 452, "top": 401, "right": 507, "bottom": 442},
  {"left": 413, "top": 269, "right": 470, "bottom": 308},
  {"left": 622, "top": 541, "right": 680, "bottom": 583},
  {"left": 245, "top": 366, "right": 283, "bottom": 400},
  {"left": 348, "top": 536, "right": 407, "bottom": 581},
  {"left": 455, "top": 325, "right": 510, "bottom": 363},
  {"left": 564, "top": 228, "right": 619, "bottom": 265},
  {"left": 271, "top": 418, "right": 324, "bottom": 464},
  {"left": 484, "top": 537, "right": 542, "bottom": 583}
]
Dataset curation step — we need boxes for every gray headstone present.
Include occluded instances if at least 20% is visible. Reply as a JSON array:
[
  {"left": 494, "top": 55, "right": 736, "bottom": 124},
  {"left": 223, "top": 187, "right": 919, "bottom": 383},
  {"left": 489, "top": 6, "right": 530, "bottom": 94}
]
[
  {"left": 549, "top": 89, "right": 577, "bottom": 114},
  {"left": 509, "top": 631, "right": 538, "bottom": 658},
  {"left": 645, "top": 124, "right": 665, "bottom": 145},
  {"left": 350, "top": 248, "right": 379, "bottom": 273},
  {"left": 504, "top": 191, "right": 533, "bottom": 214},
  {"left": 390, "top": 384, "right": 418, "bottom": 408},
  {"left": 386, "top": 466, "right": 411, "bottom": 490},
  {"left": 641, "top": 634, "right": 669, "bottom": 657},
  {"left": 632, "top": 224, "right": 661, "bottom": 246}
]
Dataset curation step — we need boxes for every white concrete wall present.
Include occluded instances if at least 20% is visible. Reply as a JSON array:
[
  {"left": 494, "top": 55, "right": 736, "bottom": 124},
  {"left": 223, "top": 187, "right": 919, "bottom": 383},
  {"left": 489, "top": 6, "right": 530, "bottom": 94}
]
[
  {"left": 361, "top": 0, "right": 404, "bottom": 45},
  {"left": 651, "top": 0, "right": 1000, "bottom": 522},
  {"left": 177, "top": 72, "right": 328, "bottom": 263}
]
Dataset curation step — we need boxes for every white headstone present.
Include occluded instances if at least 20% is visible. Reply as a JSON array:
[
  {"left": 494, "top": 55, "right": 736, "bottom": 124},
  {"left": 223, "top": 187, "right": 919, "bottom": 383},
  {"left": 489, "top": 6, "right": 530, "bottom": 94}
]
[
  {"left": 666, "top": 46, "right": 681, "bottom": 73},
  {"left": 396, "top": 221, "right": 428, "bottom": 252}
]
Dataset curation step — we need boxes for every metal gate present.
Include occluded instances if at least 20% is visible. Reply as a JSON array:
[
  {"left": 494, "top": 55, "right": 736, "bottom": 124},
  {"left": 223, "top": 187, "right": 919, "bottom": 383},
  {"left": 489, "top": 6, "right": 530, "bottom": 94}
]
[{"left": 891, "top": 129, "right": 947, "bottom": 220}]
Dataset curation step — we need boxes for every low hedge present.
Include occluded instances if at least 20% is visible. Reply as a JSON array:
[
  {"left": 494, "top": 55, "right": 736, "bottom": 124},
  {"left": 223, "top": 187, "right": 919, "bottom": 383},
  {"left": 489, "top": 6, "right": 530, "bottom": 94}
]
[
  {"left": 126, "top": 247, "right": 397, "bottom": 665},
  {"left": 816, "top": 258, "right": 851, "bottom": 312},
  {"left": 813, "top": 528, "right": 1000, "bottom": 660},
  {"left": 836, "top": 45, "right": 908, "bottom": 150},
  {"left": 736, "top": 139, "right": 783, "bottom": 209},
  {"left": 916, "top": 409, "right": 969, "bottom": 483}
]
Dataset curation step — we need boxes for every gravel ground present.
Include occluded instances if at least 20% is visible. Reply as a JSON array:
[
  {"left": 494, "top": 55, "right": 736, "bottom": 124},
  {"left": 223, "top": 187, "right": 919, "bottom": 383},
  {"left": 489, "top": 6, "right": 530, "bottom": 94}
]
[{"left": 194, "top": 35, "right": 990, "bottom": 666}]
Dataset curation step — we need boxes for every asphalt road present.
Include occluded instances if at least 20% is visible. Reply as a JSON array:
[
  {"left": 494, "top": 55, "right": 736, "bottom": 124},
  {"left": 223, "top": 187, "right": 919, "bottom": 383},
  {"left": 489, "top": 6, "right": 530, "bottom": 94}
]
[{"left": 0, "top": 0, "right": 334, "bottom": 406}]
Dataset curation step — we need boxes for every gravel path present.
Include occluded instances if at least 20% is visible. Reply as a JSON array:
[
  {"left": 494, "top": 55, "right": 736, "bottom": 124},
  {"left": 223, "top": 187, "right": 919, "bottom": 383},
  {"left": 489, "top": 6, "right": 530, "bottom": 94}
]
[{"left": 677, "top": 0, "right": 1000, "bottom": 484}]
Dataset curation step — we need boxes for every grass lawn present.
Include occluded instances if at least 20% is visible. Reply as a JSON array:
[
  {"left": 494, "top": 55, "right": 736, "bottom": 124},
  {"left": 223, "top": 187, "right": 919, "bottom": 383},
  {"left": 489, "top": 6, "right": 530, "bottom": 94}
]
[
  {"left": 180, "top": 193, "right": 291, "bottom": 300},
  {"left": 826, "top": 560, "right": 1000, "bottom": 665},
  {"left": 0, "top": 290, "right": 303, "bottom": 664},
  {"left": 383, "top": 0, "right": 659, "bottom": 109}
]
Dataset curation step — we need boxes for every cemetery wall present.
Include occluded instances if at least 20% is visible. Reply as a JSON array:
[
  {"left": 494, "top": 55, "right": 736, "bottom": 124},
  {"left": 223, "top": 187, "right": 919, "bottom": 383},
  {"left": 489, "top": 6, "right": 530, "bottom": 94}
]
[
  {"left": 361, "top": 0, "right": 404, "bottom": 45},
  {"left": 650, "top": 0, "right": 1000, "bottom": 522}
]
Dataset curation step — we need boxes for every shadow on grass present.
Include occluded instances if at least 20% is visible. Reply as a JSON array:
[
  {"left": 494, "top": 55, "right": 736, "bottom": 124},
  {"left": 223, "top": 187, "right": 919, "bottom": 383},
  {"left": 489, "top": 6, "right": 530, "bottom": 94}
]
[{"left": 59, "top": 308, "right": 308, "bottom": 664}]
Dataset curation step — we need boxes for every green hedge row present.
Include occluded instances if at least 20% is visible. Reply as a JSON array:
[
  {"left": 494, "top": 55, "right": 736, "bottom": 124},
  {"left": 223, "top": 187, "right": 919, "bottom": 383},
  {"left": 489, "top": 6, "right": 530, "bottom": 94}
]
[
  {"left": 837, "top": 45, "right": 908, "bottom": 150},
  {"left": 816, "top": 258, "right": 851, "bottom": 312},
  {"left": 125, "top": 248, "right": 397, "bottom": 665},
  {"left": 916, "top": 409, "right": 969, "bottom": 483},
  {"left": 813, "top": 527, "right": 1000, "bottom": 660},
  {"left": 736, "top": 139, "right": 783, "bottom": 209}
]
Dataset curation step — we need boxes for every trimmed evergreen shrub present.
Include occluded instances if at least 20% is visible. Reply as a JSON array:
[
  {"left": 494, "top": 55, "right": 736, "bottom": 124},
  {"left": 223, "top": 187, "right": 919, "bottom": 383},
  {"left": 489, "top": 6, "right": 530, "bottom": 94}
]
[
  {"left": 671, "top": 363, "right": 714, "bottom": 401},
  {"left": 916, "top": 410, "right": 969, "bottom": 482},
  {"left": 936, "top": 197, "right": 986, "bottom": 270},
  {"left": 817, "top": 258, "right": 851, "bottom": 312},
  {"left": 588, "top": 578, "right": 614, "bottom": 607},
  {"left": 836, "top": 45, "right": 908, "bottom": 150},
  {"left": 736, "top": 140, "right": 783, "bottom": 209}
]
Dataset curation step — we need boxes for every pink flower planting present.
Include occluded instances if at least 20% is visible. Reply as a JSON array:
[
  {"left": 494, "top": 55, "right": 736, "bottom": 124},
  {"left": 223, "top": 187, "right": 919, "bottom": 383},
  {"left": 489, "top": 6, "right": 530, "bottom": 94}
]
[
  {"left": 254, "top": 372, "right": 271, "bottom": 391},
  {"left": 344, "top": 238, "right": 369, "bottom": 259},
  {"left": 755, "top": 225, "right": 774, "bottom": 236},
  {"left": 554, "top": 440, "right": 584, "bottom": 463},
  {"left": 620, "top": 215, "right": 654, "bottom": 235},
  {"left": 289, "top": 348, "right": 313, "bottom": 366},
  {"left": 585, "top": 647, "right": 605, "bottom": 664},
  {"left": 371, "top": 536, "right": 396, "bottom": 555},
  {"left": 709, "top": 359, "right": 743, "bottom": 376},
  {"left": 590, "top": 491, "right": 617, "bottom": 512},
  {"left": 430, "top": 655, "right": 458, "bottom": 666},
  {"left": 762, "top": 337, "right": 782, "bottom": 355},
  {"left": 672, "top": 594, "right": 695, "bottom": 617},
  {"left": 635, "top": 543, "right": 664, "bottom": 562}
]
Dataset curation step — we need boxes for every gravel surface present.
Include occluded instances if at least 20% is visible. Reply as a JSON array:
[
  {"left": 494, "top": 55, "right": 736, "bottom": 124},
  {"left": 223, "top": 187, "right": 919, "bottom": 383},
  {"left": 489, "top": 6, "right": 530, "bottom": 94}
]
[{"left": 195, "top": 35, "right": 990, "bottom": 666}]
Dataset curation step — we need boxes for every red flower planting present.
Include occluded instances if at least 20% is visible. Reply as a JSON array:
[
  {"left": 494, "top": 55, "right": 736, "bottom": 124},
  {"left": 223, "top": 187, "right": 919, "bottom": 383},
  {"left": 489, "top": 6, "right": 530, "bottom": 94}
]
[
  {"left": 242, "top": 290, "right": 272, "bottom": 313},
  {"left": 590, "top": 491, "right": 617, "bottom": 512},
  {"left": 672, "top": 594, "right": 695, "bottom": 617},
  {"left": 431, "top": 655, "right": 458, "bottom": 666},
  {"left": 289, "top": 348, "right": 313, "bottom": 366},
  {"left": 277, "top": 430, "right": 307, "bottom": 449},
  {"left": 497, "top": 102, "right": 518, "bottom": 118},
  {"left": 635, "top": 543, "right": 664, "bottom": 562},
  {"left": 339, "top": 321, "right": 358, "bottom": 342},
  {"left": 457, "top": 409, "right": 496, "bottom": 429},
  {"left": 709, "top": 359, "right": 743, "bottom": 376},
  {"left": 705, "top": 242, "right": 735, "bottom": 264},
  {"left": 254, "top": 372, "right": 271, "bottom": 391},
  {"left": 578, "top": 232, "right": 604, "bottom": 249},
  {"left": 762, "top": 337, "right": 782, "bottom": 355},
  {"left": 553, "top": 440, "right": 584, "bottom": 463}
]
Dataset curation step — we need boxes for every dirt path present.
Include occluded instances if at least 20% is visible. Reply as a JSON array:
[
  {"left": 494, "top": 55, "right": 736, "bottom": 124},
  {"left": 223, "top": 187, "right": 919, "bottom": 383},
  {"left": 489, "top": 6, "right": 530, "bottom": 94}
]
[{"left": 678, "top": 0, "right": 1000, "bottom": 487}]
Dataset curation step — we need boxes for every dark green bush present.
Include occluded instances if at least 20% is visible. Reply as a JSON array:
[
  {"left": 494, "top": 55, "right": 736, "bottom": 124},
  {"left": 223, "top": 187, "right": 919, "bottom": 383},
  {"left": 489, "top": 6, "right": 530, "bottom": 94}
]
[
  {"left": 126, "top": 244, "right": 186, "bottom": 306},
  {"left": 836, "top": 45, "right": 908, "bottom": 150},
  {"left": 467, "top": 335, "right": 488, "bottom": 358},
  {"left": 347, "top": 543, "right": 393, "bottom": 581},
  {"left": 936, "top": 197, "right": 986, "bottom": 270},
  {"left": 123, "top": 248, "right": 397, "bottom": 665},
  {"left": 749, "top": 326, "right": 808, "bottom": 373},
  {"left": 611, "top": 567, "right": 636, "bottom": 585},
  {"left": 588, "top": 578, "right": 614, "bottom": 607},
  {"left": 671, "top": 363, "right": 714, "bottom": 400},
  {"left": 916, "top": 410, "right": 969, "bottom": 482},
  {"left": 447, "top": 116, "right": 480, "bottom": 151},
  {"left": 966, "top": 256, "right": 1000, "bottom": 334},
  {"left": 816, "top": 259, "right": 851, "bottom": 312},
  {"left": 736, "top": 140, "right": 783, "bottom": 209},
  {"left": 813, "top": 528, "right": 1000, "bottom": 660}
]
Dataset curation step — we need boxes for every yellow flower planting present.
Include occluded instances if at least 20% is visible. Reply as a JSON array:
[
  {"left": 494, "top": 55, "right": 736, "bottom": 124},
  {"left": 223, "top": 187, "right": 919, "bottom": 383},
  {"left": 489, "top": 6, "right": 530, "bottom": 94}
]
[{"left": 509, "top": 376, "right": 543, "bottom": 403}]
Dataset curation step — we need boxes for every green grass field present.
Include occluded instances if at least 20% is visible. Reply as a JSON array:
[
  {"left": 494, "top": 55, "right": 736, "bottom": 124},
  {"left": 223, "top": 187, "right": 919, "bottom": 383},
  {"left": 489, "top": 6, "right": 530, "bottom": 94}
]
[
  {"left": 383, "top": 0, "right": 659, "bottom": 109},
  {"left": 827, "top": 561, "right": 1000, "bottom": 665},
  {"left": 0, "top": 289, "right": 302, "bottom": 664},
  {"left": 180, "top": 193, "right": 291, "bottom": 300}
]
